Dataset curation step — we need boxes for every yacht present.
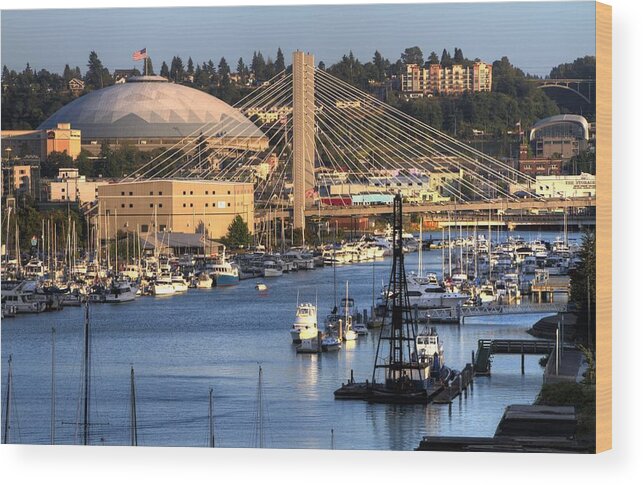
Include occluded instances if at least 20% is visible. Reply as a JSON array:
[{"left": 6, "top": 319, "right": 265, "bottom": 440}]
[
  {"left": 352, "top": 319, "right": 369, "bottom": 336},
  {"left": 321, "top": 335, "right": 342, "bottom": 352},
  {"left": 152, "top": 274, "right": 176, "bottom": 296},
  {"left": 290, "top": 302, "right": 319, "bottom": 344},
  {"left": 0, "top": 281, "right": 47, "bottom": 313},
  {"left": 105, "top": 280, "right": 137, "bottom": 303},
  {"left": 405, "top": 273, "right": 470, "bottom": 309},
  {"left": 23, "top": 258, "right": 46, "bottom": 280},
  {"left": 255, "top": 282, "right": 268, "bottom": 291},
  {"left": 342, "top": 317, "right": 358, "bottom": 341},
  {"left": 171, "top": 274, "right": 189, "bottom": 292},
  {"left": 477, "top": 283, "right": 497, "bottom": 305}
]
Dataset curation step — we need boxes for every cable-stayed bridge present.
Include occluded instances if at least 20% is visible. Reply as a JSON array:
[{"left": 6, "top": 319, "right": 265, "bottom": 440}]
[{"left": 126, "top": 52, "right": 595, "bottom": 241}]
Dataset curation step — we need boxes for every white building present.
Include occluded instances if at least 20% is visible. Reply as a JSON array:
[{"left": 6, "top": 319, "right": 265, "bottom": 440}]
[
  {"left": 535, "top": 172, "right": 596, "bottom": 198},
  {"left": 45, "top": 168, "right": 110, "bottom": 204}
]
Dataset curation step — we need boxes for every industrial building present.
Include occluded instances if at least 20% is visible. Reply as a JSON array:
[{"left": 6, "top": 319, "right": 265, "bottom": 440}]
[{"left": 96, "top": 179, "right": 254, "bottom": 240}]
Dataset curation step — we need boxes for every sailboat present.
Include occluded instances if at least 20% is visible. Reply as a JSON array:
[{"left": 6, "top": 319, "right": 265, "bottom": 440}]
[{"left": 342, "top": 282, "right": 358, "bottom": 341}]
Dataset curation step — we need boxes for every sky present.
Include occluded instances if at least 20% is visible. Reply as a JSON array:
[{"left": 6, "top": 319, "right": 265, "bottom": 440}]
[{"left": 1, "top": 2, "right": 596, "bottom": 77}]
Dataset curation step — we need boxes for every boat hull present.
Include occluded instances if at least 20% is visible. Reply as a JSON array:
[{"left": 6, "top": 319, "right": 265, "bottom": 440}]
[{"left": 214, "top": 274, "right": 239, "bottom": 286}]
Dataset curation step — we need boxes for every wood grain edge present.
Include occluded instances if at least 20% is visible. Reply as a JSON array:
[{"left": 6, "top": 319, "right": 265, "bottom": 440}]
[{"left": 595, "top": 0, "right": 612, "bottom": 454}]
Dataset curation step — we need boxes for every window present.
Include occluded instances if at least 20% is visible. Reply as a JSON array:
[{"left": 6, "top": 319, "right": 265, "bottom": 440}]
[
  {"left": 150, "top": 204, "right": 153, "bottom": 208},
  {"left": 190, "top": 203, "right": 193, "bottom": 207},
  {"left": 205, "top": 191, "right": 209, "bottom": 195},
  {"left": 158, "top": 191, "right": 163, "bottom": 195},
  {"left": 141, "top": 224, "right": 149, "bottom": 232},
  {"left": 129, "top": 192, "right": 133, "bottom": 196},
  {"left": 159, "top": 224, "right": 167, "bottom": 232},
  {"left": 227, "top": 203, "right": 231, "bottom": 207},
  {"left": 183, "top": 191, "right": 186, "bottom": 195},
  {"left": 149, "top": 191, "right": 153, "bottom": 196},
  {"left": 121, "top": 204, "right": 125, "bottom": 208},
  {"left": 121, "top": 191, "right": 125, "bottom": 196},
  {"left": 183, "top": 203, "right": 186, "bottom": 207},
  {"left": 129, "top": 204, "right": 133, "bottom": 208},
  {"left": 61, "top": 195, "right": 65, "bottom": 200},
  {"left": 159, "top": 204, "right": 163, "bottom": 208},
  {"left": 227, "top": 190, "right": 231, "bottom": 195},
  {"left": 61, "top": 188, "right": 65, "bottom": 192},
  {"left": 190, "top": 191, "right": 193, "bottom": 195},
  {"left": 205, "top": 203, "right": 209, "bottom": 207}
]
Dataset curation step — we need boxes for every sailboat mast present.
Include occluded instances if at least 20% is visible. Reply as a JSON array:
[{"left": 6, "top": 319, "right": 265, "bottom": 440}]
[
  {"left": 418, "top": 216, "right": 423, "bottom": 277},
  {"left": 51, "top": 327, "right": 56, "bottom": 445},
  {"left": 258, "top": 366, "right": 264, "bottom": 449},
  {"left": 82, "top": 301, "right": 91, "bottom": 445},
  {"left": 130, "top": 366, "right": 137, "bottom": 446},
  {"left": 2, "top": 355, "right": 12, "bottom": 444},
  {"left": 208, "top": 388, "right": 215, "bottom": 448}
]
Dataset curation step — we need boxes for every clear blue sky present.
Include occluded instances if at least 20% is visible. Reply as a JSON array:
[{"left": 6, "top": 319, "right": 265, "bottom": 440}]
[{"left": 1, "top": 2, "right": 595, "bottom": 76}]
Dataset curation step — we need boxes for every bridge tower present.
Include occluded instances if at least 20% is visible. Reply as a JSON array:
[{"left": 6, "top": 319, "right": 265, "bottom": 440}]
[{"left": 292, "top": 51, "right": 315, "bottom": 232}]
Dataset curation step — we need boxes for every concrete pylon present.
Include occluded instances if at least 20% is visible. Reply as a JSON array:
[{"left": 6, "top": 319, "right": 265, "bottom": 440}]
[{"left": 292, "top": 51, "right": 315, "bottom": 231}]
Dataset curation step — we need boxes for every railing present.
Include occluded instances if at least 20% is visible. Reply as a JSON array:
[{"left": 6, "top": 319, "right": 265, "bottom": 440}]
[{"left": 425, "top": 302, "right": 566, "bottom": 323}]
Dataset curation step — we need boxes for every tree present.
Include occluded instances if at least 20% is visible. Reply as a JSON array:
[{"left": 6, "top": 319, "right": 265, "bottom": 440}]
[
  {"left": 187, "top": 57, "right": 194, "bottom": 75},
  {"left": 170, "top": 56, "right": 185, "bottom": 82},
  {"left": 221, "top": 215, "right": 252, "bottom": 249},
  {"left": 427, "top": 51, "right": 440, "bottom": 64},
  {"left": 42, "top": 151, "right": 74, "bottom": 177},
  {"left": 317, "top": 61, "right": 326, "bottom": 71},
  {"left": 440, "top": 48, "right": 452, "bottom": 67},
  {"left": 143, "top": 57, "right": 155, "bottom": 76},
  {"left": 85, "top": 51, "right": 110, "bottom": 89},
  {"left": 237, "top": 57, "right": 247, "bottom": 84},
  {"left": 401, "top": 46, "right": 423, "bottom": 66},
  {"left": 252, "top": 51, "right": 266, "bottom": 83},
  {"left": 275, "top": 47, "right": 286, "bottom": 73},
  {"left": 549, "top": 56, "right": 596, "bottom": 79},
  {"left": 453, "top": 47, "right": 464, "bottom": 64},
  {"left": 570, "top": 230, "right": 596, "bottom": 347},
  {"left": 160, "top": 61, "right": 169, "bottom": 79},
  {"left": 372, "top": 50, "right": 386, "bottom": 82}
]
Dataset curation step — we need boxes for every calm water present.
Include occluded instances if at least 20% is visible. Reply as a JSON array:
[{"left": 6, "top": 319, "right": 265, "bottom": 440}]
[{"left": 1, "top": 232, "right": 566, "bottom": 450}]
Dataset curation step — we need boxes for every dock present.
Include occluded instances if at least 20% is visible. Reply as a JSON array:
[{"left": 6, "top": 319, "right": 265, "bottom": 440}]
[
  {"left": 431, "top": 364, "right": 474, "bottom": 404},
  {"left": 473, "top": 338, "right": 576, "bottom": 376},
  {"left": 423, "top": 302, "right": 567, "bottom": 324}
]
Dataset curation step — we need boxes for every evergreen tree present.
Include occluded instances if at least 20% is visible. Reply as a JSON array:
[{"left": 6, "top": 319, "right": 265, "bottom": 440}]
[
  {"left": 373, "top": 50, "right": 386, "bottom": 82},
  {"left": 318, "top": 61, "right": 326, "bottom": 71},
  {"left": 170, "top": 56, "right": 185, "bottom": 82},
  {"left": 187, "top": 57, "right": 194, "bottom": 75},
  {"left": 237, "top": 57, "right": 247, "bottom": 84},
  {"left": 221, "top": 215, "right": 252, "bottom": 249},
  {"left": 160, "top": 61, "right": 170, "bottom": 79},
  {"left": 252, "top": 51, "right": 266, "bottom": 83},
  {"left": 440, "top": 49, "right": 452, "bottom": 67},
  {"left": 453, "top": 47, "right": 464, "bottom": 64},
  {"left": 401, "top": 46, "right": 423, "bottom": 66},
  {"left": 427, "top": 51, "right": 440, "bottom": 64},
  {"left": 275, "top": 47, "right": 286, "bottom": 72},
  {"left": 85, "top": 51, "right": 110, "bottom": 89},
  {"left": 63, "top": 64, "right": 72, "bottom": 82},
  {"left": 145, "top": 57, "right": 155, "bottom": 75},
  {"left": 265, "top": 58, "right": 275, "bottom": 80}
]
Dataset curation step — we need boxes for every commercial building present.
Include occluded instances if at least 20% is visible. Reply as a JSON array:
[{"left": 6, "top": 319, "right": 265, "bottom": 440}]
[
  {"left": 1, "top": 158, "right": 40, "bottom": 199},
  {"left": 96, "top": 179, "right": 254, "bottom": 240},
  {"left": 38, "top": 75, "right": 268, "bottom": 155},
  {"left": 535, "top": 173, "right": 595, "bottom": 198},
  {"left": 529, "top": 114, "right": 590, "bottom": 160},
  {"left": 43, "top": 168, "right": 111, "bottom": 204},
  {"left": 519, "top": 158, "right": 564, "bottom": 176},
  {"left": 401, "top": 62, "right": 493, "bottom": 97},
  {"left": 1, "top": 123, "right": 81, "bottom": 160}
]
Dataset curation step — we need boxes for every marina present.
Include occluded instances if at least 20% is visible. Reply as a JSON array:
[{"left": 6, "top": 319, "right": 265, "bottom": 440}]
[{"left": 1, "top": 225, "right": 575, "bottom": 449}]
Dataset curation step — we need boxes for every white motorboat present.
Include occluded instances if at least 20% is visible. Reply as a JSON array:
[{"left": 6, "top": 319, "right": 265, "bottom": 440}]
[
  {"left": 105, "top": 280, "right": 137, "bottom": 303},
  {"left": 290, "top": 302, "right": 318, "bottom": 344},
  {"left": 171, "top": 274, "right": 189, "bottom": 292},
  {"left": 405, "top": 273, "right": 470, "bottom": 309},
  {"left": 195, "top": 272, "right": 213, "bottom": 289},
  {"left": 321, "top": 335, "right": 342, "bottom": 351},
  {"left": 352, "top": 320, "right": 369, "bottom": 336},
  {"left": 0, "top": 281, "right": 47, "bottom": 313},
  {"left": 263, "top": 260, "right": 283, "bottom": 277},
  {"left": 152, "top": 275, "right": 176, "bottom": 296},
  {"left": 255, "top": 283, "right": 268, "bottom": 291},
  {"left": 415, "top": 326, "right": 450, "bottom": 381}
]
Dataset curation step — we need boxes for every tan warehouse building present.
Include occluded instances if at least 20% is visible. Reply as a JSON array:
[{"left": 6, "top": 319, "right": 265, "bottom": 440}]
[{"left": 96, "top": 179, "right": 254, "bottom": 240}]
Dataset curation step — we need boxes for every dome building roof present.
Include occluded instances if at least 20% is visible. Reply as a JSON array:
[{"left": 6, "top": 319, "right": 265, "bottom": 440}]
[{"left": 38, "top": 76, "right": 263, "bottom": 141}]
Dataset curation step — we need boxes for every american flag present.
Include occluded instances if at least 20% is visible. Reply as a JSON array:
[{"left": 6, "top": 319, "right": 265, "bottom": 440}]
[{"left": 132, "top": 48, "right": 147, "bottom": 61}]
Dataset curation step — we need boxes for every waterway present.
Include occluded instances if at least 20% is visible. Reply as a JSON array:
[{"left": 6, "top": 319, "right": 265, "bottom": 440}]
[{"left": 1, "top": 230, "right": 572, "bottom": 450}]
